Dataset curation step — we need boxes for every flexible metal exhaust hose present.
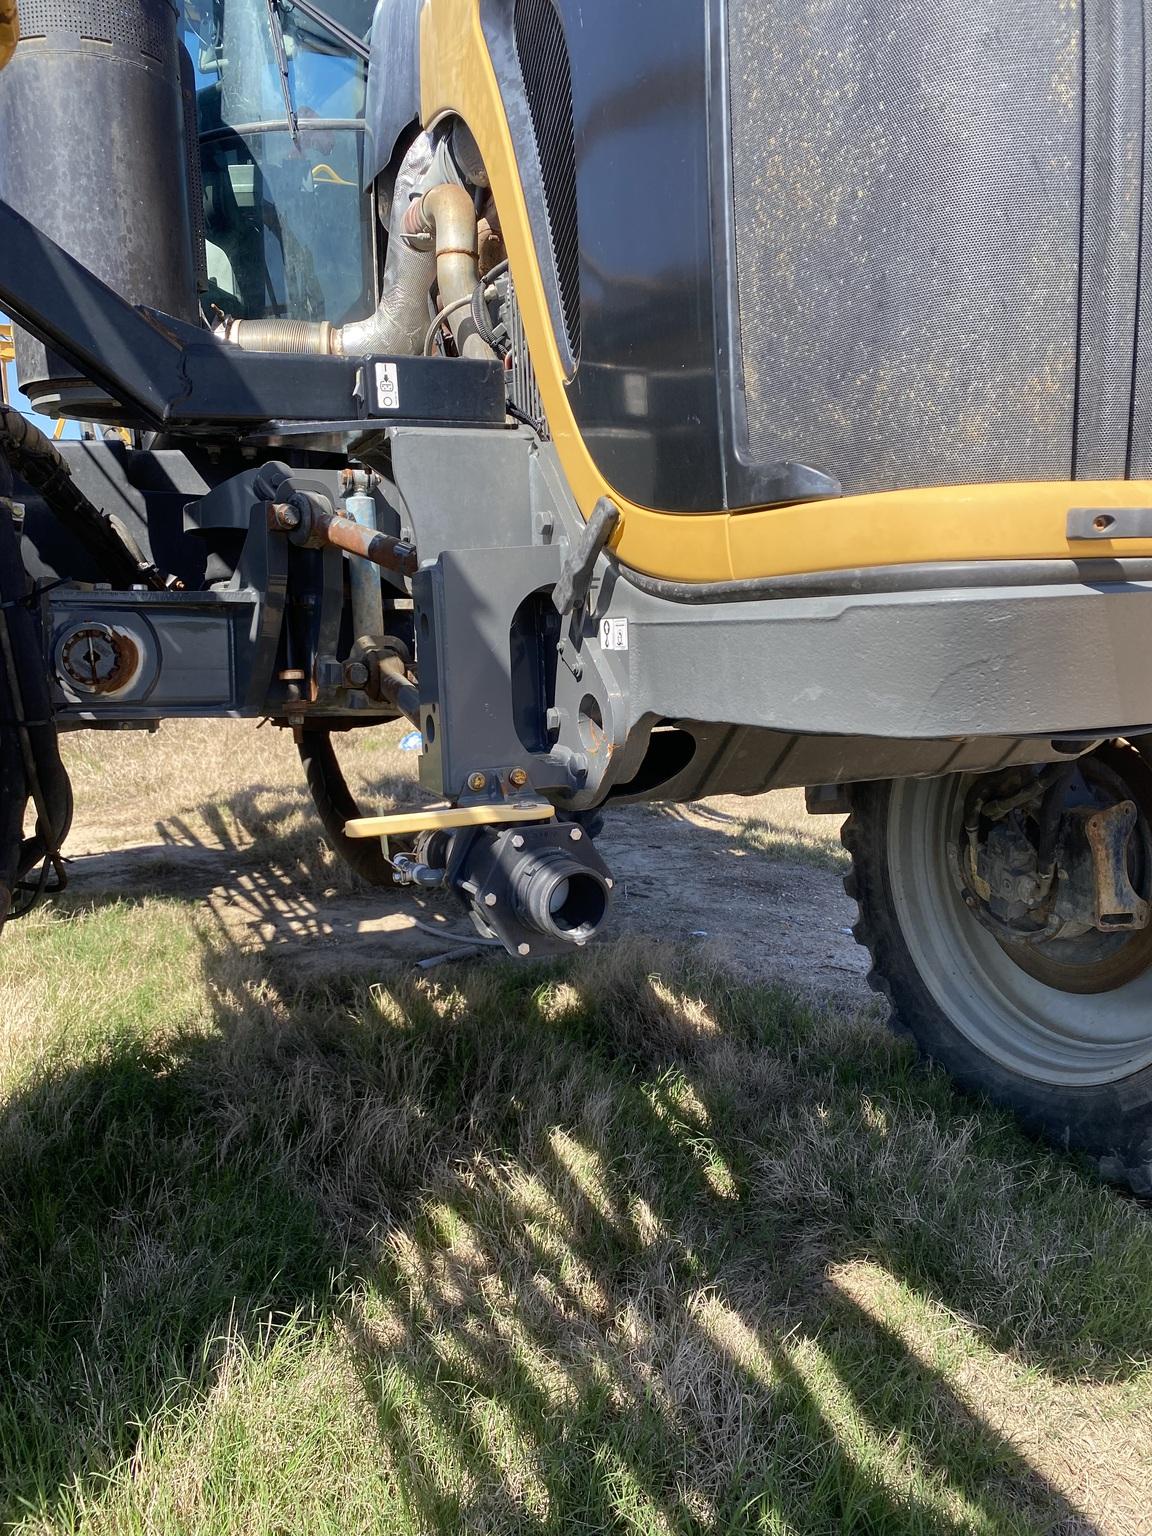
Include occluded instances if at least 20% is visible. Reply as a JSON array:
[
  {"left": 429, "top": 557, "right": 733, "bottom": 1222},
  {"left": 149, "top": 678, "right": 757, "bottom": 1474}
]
[
  {"left": 225, "top": 319, "right": 336, "bottom": 355},
  {"left": 224, "top": 136, "right": 438, "bottom": 358}
]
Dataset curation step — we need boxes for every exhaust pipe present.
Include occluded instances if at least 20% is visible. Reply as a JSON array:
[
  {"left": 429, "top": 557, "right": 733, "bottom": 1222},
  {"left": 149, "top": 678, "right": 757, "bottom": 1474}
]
[{"left": 219, "top": 136, "right": 494, "bottom": 362}]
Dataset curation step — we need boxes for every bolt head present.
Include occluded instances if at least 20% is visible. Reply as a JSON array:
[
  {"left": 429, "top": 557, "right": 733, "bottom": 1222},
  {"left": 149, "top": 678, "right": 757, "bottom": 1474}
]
[
  {"left": 605, "top": 877, "right": 614, "bottom": 889},
  {"left": 570, "top": 826, "right": 583, "bottom": 841},
  {"left": 484, "top": 892, "right": 498, "bottom": 908},
  {"left": 343, "top": 661, "right": 369, "bottom": 688},
  {"left": 517, "top": 942, "right": 531, "bottom": 956},
  {"left": 509, "top": 767, "right": 529, "bottom": 787},
  {"left": 512, "top": 834, "right": 525, "bottom": 849},
  {"left": 467, "top": 771, "right": 488, "bottom": 793}
]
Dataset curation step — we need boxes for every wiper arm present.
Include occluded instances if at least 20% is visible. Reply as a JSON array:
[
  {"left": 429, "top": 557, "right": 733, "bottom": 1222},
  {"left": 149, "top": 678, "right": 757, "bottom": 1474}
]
[
  {"left": 286, "top": 0, "right": 370, "bottom": 61},
  {"left": 265, "top": 0, "right": 300, "bottom": 145}
]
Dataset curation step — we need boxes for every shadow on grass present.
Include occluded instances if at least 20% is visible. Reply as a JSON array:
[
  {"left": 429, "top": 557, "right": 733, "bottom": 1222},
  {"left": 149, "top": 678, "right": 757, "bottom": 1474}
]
[
  {"left": 3, "top": 796, "right": 1148, "bottom": 1530},
  {"left": 642, "top": 800, "right": 850, "bottom": 872}
]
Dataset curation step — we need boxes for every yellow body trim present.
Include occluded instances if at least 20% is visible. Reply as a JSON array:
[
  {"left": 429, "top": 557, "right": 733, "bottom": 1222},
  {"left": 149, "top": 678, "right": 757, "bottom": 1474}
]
[
  {"left": 0, "top": 0, "right": 17, "bottom": 74},
  {"left": 345, "top": 802, "right": 556, "bottom": 839},
  {"left": 421, "top": 0, "right": 1152, "bottom": 582}
]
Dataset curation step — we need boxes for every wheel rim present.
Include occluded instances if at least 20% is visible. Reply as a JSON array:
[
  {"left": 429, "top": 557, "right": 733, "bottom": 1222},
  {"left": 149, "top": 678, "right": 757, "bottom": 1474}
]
[{"left": 886, "top": 764, "right": 1152, "bottom": 1087}]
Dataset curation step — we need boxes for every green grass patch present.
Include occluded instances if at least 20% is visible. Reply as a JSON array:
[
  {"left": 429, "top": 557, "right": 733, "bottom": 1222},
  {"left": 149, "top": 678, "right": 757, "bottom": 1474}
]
[{"left": 1, "top": 904, "right": 1149, "bottom": 1533}]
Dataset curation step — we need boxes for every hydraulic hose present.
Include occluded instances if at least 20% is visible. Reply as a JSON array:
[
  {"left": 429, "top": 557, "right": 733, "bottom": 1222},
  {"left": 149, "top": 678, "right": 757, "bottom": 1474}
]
[
  {"left": 0, "top": 468, "right": 71, "bottom": 927},
  {"left": 0, "top": 405, "right": 167, "bottom": 590}
]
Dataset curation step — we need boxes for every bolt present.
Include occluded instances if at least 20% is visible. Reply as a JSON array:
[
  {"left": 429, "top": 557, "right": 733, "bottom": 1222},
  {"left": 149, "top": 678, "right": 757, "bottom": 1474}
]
[
  {"left": 517, "top": 942, "right": 531, "bottom": 956},
  {"left": 467, "top": 771, "right": 488, "bottom": 793},
  {"left": 570, "top": 826, "right": 583, "bottom": 841},
  {"left": 509, "top": 767, "right": 529, "bottom": 788},
  {"left": 512, "top": 835, "right": 525, "bottom": 849},
  {"left": 484, "top": 892, "right": 498, "bottom": 908},
  {"left": 343, "top": 660, "right": 369, "bottom": 688},
  {"left": 545, "top": 708, "right": 562, "bottom": 732},
  {"left": 605, "top": 877, "right": 614, "bottom": 889}
]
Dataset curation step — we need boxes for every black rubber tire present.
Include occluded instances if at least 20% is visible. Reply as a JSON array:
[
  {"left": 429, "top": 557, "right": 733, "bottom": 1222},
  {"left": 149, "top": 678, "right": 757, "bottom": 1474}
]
[
  {"left": 298, "top": 729, "right": 393, "bottom": 887},
  {"left": 843, "top": 777, "right": 1152, "bottom": 1195}
]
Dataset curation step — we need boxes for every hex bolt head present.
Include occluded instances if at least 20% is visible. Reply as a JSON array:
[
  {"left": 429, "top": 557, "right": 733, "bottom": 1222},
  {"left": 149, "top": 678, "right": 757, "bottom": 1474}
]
[
  {"left": 467, "top": 771, "right": 488, "bottom": 793},
  {"left": 569, "top": 826, "right": 583, "bottom": 841},
  {"left": 545, "top": 707, "right": 563, "bottom": 732},
  {"left": 484, "top": 892, "right": 498, "bottom": 908},
  {"left": 509, "top": 767, "right": 529, "bottom": 787},
  {"left": 343, "top": 661, "right": 369, "bottom": 688},
  {"left": 517, "top": 942, "right": 531, "bottom": 956},
  {"left": 512, "top": 835, "right": 525, "bottom": 849}
]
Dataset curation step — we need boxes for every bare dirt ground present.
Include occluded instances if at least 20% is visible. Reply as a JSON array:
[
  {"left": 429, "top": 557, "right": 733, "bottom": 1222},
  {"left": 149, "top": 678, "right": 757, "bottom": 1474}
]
[{"left": 58, "top": 720, "right": 871, "bottom": 1005}]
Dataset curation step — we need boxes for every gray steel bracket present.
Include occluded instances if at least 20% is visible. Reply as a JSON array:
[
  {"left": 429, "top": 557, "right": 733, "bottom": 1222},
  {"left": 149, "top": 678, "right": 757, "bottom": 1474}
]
[
  {"left": 552, "top": 496, "right": 620, "bottom": 617},
  {"left": 413, "top": 543, "right": 572, "bottom": 800}
]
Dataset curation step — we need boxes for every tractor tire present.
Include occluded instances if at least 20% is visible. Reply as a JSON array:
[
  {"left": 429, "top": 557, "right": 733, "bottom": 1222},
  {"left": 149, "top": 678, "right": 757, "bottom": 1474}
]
[
  {"left": 298, "top": 729, "right": 393, "bottom": 887},
  {"left": 843, "top": 751, "right": 1152, "bottom": 1195}
]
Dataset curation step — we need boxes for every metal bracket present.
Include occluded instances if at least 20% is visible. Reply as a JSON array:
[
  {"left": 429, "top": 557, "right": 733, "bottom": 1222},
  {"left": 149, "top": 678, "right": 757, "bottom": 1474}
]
[
  {"left": 552, "top": 497, "right": 620, "bottom": 616},
  {"left": 1067, "top": 507, "right": 1152, "bottom": 540}
]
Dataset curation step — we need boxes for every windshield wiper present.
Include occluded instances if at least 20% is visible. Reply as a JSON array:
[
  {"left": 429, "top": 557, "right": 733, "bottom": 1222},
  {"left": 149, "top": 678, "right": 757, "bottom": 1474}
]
[{"left": 265, "top": 0, "right": 300, "bottom": 145}]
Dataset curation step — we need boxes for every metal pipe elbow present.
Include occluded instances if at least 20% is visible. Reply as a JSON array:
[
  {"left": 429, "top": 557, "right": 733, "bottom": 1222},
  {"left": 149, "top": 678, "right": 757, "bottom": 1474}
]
[{"left": 405, "top": 183, "right": 494, "bottom": 359}]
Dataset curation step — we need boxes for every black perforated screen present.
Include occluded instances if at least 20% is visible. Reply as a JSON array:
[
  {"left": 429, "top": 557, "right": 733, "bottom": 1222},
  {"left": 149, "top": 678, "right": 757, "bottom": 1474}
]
[{"left": 514, "top": 0, "right": 581, "bottom": 359}]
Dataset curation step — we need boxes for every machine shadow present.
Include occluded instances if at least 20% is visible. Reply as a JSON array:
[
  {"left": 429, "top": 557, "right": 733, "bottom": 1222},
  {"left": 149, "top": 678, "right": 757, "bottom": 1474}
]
[{"left": 5, "top": 789, "right": 1149, "bottom": 1529}]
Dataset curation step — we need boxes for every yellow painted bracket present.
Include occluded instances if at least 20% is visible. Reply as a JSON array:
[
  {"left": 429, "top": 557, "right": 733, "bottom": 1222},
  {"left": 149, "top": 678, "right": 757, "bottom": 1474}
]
[
  {"left": 0, "top": 0, "right": 17, "bottom": 74},
  {"left": 345, "top": 802, "right": 556, "bottom": 840}
]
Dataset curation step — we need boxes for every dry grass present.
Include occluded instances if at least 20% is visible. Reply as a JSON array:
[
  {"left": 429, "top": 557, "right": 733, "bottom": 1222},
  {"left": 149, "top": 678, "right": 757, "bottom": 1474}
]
[{"left": 2, "top": 723, "right": 1149, "bottom": 1534}]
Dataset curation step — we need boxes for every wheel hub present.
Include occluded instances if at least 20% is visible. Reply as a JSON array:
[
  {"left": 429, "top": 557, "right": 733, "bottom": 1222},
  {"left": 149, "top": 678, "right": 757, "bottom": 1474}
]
[{"left": 954, "top": 747, "right": 1152, "bottom": 995}]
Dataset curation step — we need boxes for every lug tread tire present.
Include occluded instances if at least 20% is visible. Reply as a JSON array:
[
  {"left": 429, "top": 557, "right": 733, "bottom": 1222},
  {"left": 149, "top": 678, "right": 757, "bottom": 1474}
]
[
  {"left": 299, "top": 730, "right": 393, "bottom": 887},
  {"left": 841, "top": 781, "right": 1152, "bottom": 1196}
]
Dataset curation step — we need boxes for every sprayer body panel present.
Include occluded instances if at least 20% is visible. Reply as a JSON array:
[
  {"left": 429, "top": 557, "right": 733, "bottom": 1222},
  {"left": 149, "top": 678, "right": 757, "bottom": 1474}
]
[{"left": 419, "top": 0, "right": 1152, "bottom": 584}]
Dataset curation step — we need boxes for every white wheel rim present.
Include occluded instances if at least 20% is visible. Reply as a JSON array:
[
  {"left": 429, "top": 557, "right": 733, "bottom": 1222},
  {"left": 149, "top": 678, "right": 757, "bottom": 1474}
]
[{"left": 887, "top": 775, "right": 1152, "bottom": 1087}]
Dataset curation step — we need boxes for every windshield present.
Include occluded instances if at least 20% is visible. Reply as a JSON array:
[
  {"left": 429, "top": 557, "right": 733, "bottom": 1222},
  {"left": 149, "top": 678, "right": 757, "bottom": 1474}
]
[{"left": 182, "top": 0, "right": 377, "bottom": 325}]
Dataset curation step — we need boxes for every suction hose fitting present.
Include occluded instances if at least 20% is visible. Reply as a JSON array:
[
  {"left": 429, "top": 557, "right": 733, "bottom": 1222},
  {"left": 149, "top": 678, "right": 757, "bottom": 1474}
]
[{"left": 513, "top": 850, "right": 610, "bottom": 944}]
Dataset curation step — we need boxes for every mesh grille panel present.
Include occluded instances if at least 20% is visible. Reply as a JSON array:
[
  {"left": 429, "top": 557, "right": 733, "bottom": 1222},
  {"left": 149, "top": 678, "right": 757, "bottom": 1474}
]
[
  {"left": 18, "top": 0, "right": 169, "bottom": 57},
  {"left": 728, "top": 0, "right": 1082, "bottom": 496},
  {"left": 514, "top": 0, "right": 580, "bottom": 358}
]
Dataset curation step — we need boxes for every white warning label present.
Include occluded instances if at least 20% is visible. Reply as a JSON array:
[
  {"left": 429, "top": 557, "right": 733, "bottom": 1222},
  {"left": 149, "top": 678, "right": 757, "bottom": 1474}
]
[
  {"left": 600, "top": 616, "right": 629, "bottom": 651},
  {"left": 374, "top": 362, "right": 401, "bottom": 411}
]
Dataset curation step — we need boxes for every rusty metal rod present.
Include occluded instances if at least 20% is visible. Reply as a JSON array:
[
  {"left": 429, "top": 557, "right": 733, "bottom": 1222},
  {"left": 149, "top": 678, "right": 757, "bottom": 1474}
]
[{"left": 269, "top": 501, "right": 418, "bottom": 577}]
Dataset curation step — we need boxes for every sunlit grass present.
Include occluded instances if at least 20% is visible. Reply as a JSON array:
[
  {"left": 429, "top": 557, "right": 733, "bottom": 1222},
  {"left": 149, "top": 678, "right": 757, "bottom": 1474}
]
[{"left": 2, "top": 885, "right": 1150, "bottom": 1534}]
